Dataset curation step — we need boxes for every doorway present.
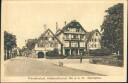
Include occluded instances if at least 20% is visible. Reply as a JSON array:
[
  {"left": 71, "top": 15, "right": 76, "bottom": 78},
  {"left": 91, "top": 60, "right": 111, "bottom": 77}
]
[{"left": 38, "top": 52, "right": 44, "bottom": 58}]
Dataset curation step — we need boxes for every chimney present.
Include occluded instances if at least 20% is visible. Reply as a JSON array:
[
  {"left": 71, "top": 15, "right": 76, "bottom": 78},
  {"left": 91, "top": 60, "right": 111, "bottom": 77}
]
[
  {"left": 43, "top": 24, "right": 47, "bottom": 30},
  {"left": 56, "top": 22, "right": 58, "bottom": 32},
  {"left": 64, "top": 21, "right": 67, "bottom": 26}
]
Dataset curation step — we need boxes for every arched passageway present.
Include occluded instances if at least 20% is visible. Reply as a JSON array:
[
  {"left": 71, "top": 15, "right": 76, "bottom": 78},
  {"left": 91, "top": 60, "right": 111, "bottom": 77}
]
[{"left": 38, "top": 52, "right": 44, "bottom": 58}]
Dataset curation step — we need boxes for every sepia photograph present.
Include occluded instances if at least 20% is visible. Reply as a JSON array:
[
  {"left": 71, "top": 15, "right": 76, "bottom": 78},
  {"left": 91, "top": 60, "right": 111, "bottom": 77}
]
[{"left": 1, "top": 0, "right": 127, "bottom": 82}]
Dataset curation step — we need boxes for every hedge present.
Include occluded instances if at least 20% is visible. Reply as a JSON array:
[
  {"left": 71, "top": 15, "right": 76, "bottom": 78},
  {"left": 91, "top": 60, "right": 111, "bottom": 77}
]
[
  {"left": 89, "top": 48, "right": 112, "bottom": 56},
  {"left": 89, "top": 57, "right": 123, "bottom": 67}
]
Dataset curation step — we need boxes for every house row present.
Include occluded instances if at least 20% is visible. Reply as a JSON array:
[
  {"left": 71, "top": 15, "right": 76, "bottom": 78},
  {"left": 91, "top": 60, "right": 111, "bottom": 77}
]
[{"left": 34, "top": 20, "right": 101, "bottom": 57}]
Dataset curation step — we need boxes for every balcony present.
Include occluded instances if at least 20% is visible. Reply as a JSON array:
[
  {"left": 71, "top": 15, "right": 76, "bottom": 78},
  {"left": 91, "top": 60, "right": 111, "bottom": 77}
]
[
  {"left": 64, "top": 37, "right": 80, "bottom": 41},
  {"left": 64, "top": 31, "right": 85, "bottom": 34},
  {"left": 64, "top": 37, "right": 71, "bottom": 40},
  {"left": 71, "top": 44, "right": 78, "bottom": 47},
  {"left": 71, "top": 38, "right": 79, "bottom": 40}
]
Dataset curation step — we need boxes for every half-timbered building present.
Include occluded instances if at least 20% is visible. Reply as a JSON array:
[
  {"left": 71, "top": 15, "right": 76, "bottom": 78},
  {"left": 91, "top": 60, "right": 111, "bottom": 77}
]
[
  {"left": 86, "top": 29, "right": 101, "bottom": 50},
  {"left": 55, "top": 20, "right": 86, "bottom": 56},
  {"left": 34, "top": 29, "right": 63, "bottom": 58},
  {"left": 34, "top": 20, "right": 101, "bottom": 57}
]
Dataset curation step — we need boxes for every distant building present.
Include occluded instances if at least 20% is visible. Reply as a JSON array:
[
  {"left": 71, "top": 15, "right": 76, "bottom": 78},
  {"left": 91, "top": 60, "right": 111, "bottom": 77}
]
[
  {"left": 34, "top": 20, "right": 101, "bottom": 57},
  {"left": 86, "top": 29, "right": 101, "bottom": 50}
]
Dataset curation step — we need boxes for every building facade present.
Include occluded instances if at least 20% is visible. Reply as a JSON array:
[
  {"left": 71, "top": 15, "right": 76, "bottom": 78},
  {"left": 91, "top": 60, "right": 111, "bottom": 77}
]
[
  {"left": 34, "top": 29, "right": 63, "bottom": 57},
  {"left": 86, "top": 29, "right": 101, "bottom": 50},
  {"left": 34, "top": 20, "right": 101, "bottom": 57},
  {"left": 55, "top": 20, "right": 86, "bottom": 56}
]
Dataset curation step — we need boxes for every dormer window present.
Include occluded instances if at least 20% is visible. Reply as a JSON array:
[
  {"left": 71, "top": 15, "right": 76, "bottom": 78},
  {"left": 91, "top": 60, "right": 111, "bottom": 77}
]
[{"left": 76, "top": 29, "right": 79, "bottom": 32}]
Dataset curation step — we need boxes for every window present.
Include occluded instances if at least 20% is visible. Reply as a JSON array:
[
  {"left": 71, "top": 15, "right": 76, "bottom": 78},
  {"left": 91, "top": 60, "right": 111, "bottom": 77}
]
[
  {"left": 80, "top": 35, "right": 84, "bottom": 39},
  {"left": 95, "top": 44, "right": 96, "bottom": 48},
  {"left": 73, "top": 35, "right": 76, "bottom": 38},
  {"left": 73, "top": 34, "right": 78, "bottom": 39},
  {"left": 49, "top": 37, "right": 52, "bottom": 41},
  {"left": 50, "top": 43, "right": 52, "bottom": 47},
  {"left": 92, "top": 39, "right": 93, "bottom": 42},
  {"left": 66, "top": 28, "right": 69, "bottom": 31},
  {"left": 45, "top": 37, "right": 48, "bottom": 40},
  {"left": 55, "top": 43, "right": 58, "bottom": 47},
  {"left": 76, "top": 29, "right": 79, "bottom": 32},
  {"left": 96, "top": 33, "right": 98, "bottom": 36},
  {"left": 95, "top": 38, "right": 97, "bottom": 42},
  {"left": 66, "top": 34, "right": 69, "bottom": 39},
  {"left": 71, "top": 42, "right": 78, "bottom": 47},
  {"left": 92, "top": 44, "right": 93, "bottom": 47}
]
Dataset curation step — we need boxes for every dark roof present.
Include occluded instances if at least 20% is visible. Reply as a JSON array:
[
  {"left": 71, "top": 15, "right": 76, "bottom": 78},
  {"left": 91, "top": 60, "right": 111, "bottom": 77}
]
[
  {"left": 86, "top": 29, "right": 101, "bottom": 44},
  {"left": 55, "top": 20, "right": 86, "bottom": 36},
  {"left": 38, "top": 28, "right": 63, "bottom": 45}
]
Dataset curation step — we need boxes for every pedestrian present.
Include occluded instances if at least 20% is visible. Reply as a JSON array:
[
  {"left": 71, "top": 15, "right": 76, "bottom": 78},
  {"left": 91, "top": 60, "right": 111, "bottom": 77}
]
[
  {"left": 80, "top": 57, "right": 82, "bottom": 63},
  {"left": 80, "top": 54, "right": 82, "bottom": 63}
]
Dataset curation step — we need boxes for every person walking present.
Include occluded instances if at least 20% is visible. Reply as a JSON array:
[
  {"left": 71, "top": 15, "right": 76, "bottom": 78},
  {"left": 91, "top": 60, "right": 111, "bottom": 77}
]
[{"left": 80, "top": 53, "right": 83, "bottom": 63}]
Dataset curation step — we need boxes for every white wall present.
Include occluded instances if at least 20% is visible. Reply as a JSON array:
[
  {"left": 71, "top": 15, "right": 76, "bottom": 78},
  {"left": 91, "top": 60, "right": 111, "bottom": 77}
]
[{"left": 88, "top": 32, "right": 101, "bottom": 50}]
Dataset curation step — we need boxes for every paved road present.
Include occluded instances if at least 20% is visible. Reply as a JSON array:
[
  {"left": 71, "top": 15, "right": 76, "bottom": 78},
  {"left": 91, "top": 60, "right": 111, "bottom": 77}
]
[{"left": 4, "top": 57, "right": 101, "bottom": 76}]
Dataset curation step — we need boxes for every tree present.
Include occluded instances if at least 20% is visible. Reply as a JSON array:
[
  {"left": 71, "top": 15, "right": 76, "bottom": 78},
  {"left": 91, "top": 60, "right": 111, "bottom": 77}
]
[
  {"left": 4, "top": 31, "right": 17, "bottom": 59},
  {"left": 101, "top": 3, "right": 123, "bottom": 56},
  {"left": 26, "top": 39, "right": 37, "bottom": 50}
]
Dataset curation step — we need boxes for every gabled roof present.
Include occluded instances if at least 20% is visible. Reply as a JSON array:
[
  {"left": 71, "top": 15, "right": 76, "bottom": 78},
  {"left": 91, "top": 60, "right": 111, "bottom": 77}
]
[
  {"left": 38, "top": 28, "right": 63, "bottom": 45},
  {"left": 86, "top": 29, "right": 101, "bottom": 44},
  {"left": 55, "top": 20, "right": 86, "bottom": 36}
]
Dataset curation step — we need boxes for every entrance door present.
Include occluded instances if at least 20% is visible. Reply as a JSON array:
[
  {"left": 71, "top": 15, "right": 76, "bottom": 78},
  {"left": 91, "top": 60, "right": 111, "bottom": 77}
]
[
  {"left": 38, "top": 52, "right": 44, "bottom": 58},
  {"left": 71, "top": 49, "right": 78, "bottom": 56},
  {"left": 65, "top": 49, "right": 70, "bottom": 56}
]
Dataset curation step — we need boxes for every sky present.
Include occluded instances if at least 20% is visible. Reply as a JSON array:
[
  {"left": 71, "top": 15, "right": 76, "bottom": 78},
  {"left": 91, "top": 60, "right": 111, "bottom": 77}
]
[{"left": 2, "top": 0, "right": 123, "bottom": 48}]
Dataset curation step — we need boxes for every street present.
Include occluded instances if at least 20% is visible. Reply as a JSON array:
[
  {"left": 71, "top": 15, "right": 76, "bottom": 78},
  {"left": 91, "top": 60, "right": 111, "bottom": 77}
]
[{"left": 4, "top": 57, "right": 101, "bottom": 76}]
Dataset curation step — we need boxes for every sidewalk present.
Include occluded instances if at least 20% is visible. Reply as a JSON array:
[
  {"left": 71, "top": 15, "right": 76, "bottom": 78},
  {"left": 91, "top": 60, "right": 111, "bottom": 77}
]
[
  {"left": 64, "top": 63, "right": 124, "bottom": 76},
  {"left": 46, "top": 59, "right": 125, "bottom": 76}
]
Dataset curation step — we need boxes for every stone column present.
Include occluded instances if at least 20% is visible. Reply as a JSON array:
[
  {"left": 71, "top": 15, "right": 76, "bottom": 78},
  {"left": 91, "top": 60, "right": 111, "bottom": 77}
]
[
  {"left": 78, "top": 41, "right": 80, "bottom": 56},
  {"left": 70, "top": 49, "right": 71, "bottom": 55},
  {"left": 9, "top": 50, "right": 11, "bottom": 59},
  {"left": 78, "top": 49, "right": 80, "bottom": 55},
  {"left": 44, "top": 51, "right": 46, "bottom": 58}
]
